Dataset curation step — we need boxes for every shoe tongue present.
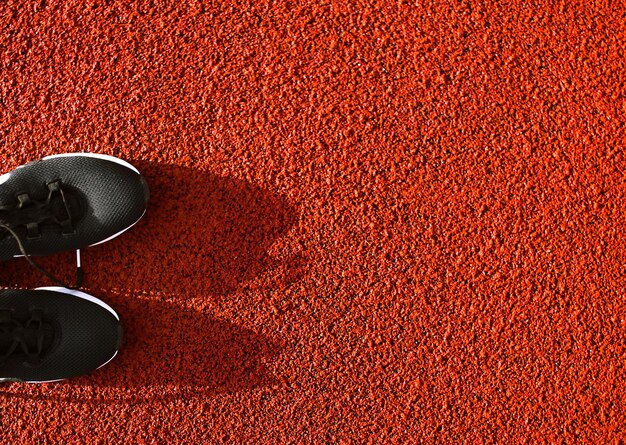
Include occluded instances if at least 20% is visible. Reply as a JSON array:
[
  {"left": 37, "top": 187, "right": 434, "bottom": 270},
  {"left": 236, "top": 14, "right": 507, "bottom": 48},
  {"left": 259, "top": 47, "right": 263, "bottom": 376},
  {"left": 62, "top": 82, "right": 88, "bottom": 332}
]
[
  {"left": 23, "top": 321, "right": 55, "bottom": 356},
  {"left": 0, "top": 188, "right": 83, "bottom": 231},
  {"left": 48, "top": 190, "right": 83, "bottom": 222},
  {"left": 0, "top": 317, "right": 56, "bottom": 360}
]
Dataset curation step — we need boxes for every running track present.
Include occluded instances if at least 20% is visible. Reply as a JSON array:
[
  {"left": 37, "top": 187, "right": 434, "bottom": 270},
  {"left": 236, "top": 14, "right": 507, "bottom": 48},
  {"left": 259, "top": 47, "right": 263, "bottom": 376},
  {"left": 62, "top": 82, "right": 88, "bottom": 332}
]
[{"left": 1, "top": 1, "right": 625, "bottom": 443}]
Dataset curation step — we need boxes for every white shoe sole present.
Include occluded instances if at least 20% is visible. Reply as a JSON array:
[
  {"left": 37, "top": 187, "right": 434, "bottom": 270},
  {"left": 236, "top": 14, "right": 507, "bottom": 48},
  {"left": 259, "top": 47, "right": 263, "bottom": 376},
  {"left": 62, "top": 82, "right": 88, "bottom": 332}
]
[{"left": 43, "top": 152, "right": 140, "bottom": 174}]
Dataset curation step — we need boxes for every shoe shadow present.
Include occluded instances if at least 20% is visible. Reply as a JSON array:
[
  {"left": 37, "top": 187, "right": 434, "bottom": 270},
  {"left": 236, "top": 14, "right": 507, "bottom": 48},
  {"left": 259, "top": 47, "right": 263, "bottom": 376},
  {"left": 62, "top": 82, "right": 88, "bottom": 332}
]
[
  {"left": 0, "top": 161, "right": 303, "bottom": 402},
  {"left": 93, "top": 161, "right": 304, "bottom": 298},
  {"left": 83, "top": 294, "right": 282, "bottom": 402}
]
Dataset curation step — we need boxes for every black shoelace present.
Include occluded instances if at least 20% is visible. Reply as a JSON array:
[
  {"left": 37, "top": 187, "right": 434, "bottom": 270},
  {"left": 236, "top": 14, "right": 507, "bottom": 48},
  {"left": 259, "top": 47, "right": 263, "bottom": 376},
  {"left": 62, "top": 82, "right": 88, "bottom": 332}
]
[
  {"left": 0, "top": 180, "right": 83, "bottom": 288},
  {"left": 0, "top": 309, "right": 54, "bottom": 366}
]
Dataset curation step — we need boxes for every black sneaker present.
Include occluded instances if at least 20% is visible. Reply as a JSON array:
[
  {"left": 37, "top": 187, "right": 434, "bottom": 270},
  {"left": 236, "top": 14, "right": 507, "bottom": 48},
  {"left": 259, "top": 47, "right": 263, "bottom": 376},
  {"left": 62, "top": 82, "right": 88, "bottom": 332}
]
[
  {"left": 0, "top": 287, "right": 122, "bottom": 382},
  {"left": 0, "top": 153, "right": 149, "bottom": 260}
]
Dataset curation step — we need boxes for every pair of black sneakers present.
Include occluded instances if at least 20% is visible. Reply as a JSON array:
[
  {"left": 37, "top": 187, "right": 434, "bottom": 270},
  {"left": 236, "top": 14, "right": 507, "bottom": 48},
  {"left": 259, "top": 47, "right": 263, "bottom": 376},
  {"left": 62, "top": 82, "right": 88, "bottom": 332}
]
[{"left": 0, "top": 153, "right": 149, "bottom": 382}]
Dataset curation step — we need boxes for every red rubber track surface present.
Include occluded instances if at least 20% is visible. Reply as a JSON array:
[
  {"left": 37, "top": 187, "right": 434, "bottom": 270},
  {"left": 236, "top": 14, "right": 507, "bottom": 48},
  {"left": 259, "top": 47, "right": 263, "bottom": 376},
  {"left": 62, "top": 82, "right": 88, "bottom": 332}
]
[{"left": 1, "top": 1, "right": 625, "bottom": 443}]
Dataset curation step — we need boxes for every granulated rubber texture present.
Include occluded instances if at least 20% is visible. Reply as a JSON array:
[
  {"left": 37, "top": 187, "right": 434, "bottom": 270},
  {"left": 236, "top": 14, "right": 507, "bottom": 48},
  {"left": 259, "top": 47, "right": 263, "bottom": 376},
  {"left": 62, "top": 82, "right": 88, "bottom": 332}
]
[{"left": 0, "top": 0, "right": 625, "bottom": 443}]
